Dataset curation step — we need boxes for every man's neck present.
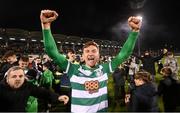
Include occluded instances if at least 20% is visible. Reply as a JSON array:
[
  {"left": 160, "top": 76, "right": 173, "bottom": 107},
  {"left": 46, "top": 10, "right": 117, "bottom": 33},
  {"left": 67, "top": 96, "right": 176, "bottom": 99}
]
[{"left": 84, "top": 64, "right": 98, "bottom": 70}]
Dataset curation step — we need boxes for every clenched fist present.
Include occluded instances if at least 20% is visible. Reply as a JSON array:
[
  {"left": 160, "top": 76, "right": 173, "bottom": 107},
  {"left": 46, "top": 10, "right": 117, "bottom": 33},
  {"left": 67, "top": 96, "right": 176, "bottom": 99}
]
[
  {"left": 40, "top": 9, "right": 58, "bottom": 24},
  {"left": 128, "top": 16, "right": 142, "bottom": 32}
]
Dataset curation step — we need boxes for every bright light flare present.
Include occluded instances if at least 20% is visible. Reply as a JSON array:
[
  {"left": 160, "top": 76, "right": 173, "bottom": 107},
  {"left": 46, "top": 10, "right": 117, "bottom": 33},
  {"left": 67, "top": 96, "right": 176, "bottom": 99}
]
[{"left": 136, "top": 16, "right": 143, "bottom": 21}]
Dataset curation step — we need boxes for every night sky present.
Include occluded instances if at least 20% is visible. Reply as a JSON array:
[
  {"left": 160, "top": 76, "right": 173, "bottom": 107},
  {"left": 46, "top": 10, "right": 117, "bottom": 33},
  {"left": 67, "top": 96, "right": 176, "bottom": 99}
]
[{"left": 0, "top": 0, "right": 180, "bottom": 51}]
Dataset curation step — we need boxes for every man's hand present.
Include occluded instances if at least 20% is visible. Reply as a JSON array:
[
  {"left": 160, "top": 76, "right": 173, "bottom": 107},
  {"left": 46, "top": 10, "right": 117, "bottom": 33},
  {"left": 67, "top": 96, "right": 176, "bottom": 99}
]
[
  {"left": 58, "top": 95, "right": 69, "bottom": 105},
  {"left": 40, "top": 9, "right": 58, "bottom": 24},
  {"left": 128, "top": 16, "right": 142, "bottom": 32},
  {"left": 125, "top": 94, "right": 130, "bottom": 104}
]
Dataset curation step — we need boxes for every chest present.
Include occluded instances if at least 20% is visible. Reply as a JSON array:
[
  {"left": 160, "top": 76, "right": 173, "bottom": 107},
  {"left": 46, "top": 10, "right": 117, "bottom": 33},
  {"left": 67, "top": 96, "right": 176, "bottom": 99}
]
[{"left": 0, "top": 87, "right": 30, "bottom": 106}]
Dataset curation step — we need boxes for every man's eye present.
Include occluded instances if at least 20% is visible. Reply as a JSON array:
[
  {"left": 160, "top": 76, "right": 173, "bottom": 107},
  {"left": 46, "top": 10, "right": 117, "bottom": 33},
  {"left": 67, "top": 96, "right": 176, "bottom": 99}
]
[
  {"left": 19, "top": 75, "right": 24, "bottom": 78},
  {"left": 92, "top": 50, "right": 97, "bottom": 53},
  {"left": 12, "top": 75, "right": 17, "bottom": 78}
]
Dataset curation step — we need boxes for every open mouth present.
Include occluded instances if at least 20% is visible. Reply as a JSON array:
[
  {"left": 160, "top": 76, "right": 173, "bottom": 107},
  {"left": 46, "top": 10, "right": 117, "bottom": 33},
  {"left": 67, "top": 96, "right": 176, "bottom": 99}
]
[
  {"left": 15, "top": 81, "right": 21, "bottom": 85},
  {"left": 88, "top": 56, "right": 95, "bottom": 61}
]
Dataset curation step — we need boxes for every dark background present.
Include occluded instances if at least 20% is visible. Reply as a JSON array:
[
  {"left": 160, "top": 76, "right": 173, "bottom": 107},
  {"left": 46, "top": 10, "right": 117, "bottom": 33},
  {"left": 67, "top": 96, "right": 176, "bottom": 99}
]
[{"left": 0, "top": 0, "right": 179, "bottom": 51}]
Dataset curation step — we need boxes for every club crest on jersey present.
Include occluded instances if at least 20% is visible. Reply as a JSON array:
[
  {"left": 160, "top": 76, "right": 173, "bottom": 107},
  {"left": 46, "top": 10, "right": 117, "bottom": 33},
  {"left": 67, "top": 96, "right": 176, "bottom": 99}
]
[
  {"left": 94, "top": 65, "right": 103, "bottom": 77},
  {"left": 96, "top": 69, "right": 103, "bottom": 77}
]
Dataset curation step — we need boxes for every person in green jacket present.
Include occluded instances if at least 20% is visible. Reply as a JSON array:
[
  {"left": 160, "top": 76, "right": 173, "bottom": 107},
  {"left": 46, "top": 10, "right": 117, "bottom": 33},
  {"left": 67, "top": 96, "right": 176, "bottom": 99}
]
[
  {"left": 26, "top": 75, "right": 39, "bottom": 112},
  {"left": 39, "top": 61, "right": 54, "bottom": 90},
  {"left": 40, "top": 9, "right": 142, "bottom": 113},
  {"left": 38, "top": 61, "right": 55, "bottom": 112}
]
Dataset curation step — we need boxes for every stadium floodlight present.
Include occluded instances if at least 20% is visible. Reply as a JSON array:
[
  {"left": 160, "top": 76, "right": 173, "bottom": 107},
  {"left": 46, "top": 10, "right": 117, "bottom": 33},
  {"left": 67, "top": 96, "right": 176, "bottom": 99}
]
[
  {"left": 0, "top": 37, "right": 2, "bottom": 39},
  {"left": 65, "top": 42, "right": 69, "bottom": 44},
  {"left": 9, "top": 38, "right": 15, "bottom": 40},
  {"left": 20, "top": 38, "right": 25, "bottom": 41},
  {"left": 136, "top": 16, "right": 143, "bottom": 21},
  {"left": 57, "top": 41, "right": 61, "bottom": 44},
  {"left": 31, "top": 39, "right": 37, "bottom": 42}
]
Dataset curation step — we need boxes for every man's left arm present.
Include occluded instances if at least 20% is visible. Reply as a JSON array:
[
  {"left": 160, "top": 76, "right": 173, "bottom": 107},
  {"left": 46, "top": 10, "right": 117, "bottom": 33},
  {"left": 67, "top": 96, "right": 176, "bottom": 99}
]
[
  {"left": 109, "top": 16, "right": 142, "bottom": 72},
  {"left": 110, "top": 32, "right": 138, "bottom": 72},
  {"left": 153, "top": 48, "right": 168, "bottom": 62}
]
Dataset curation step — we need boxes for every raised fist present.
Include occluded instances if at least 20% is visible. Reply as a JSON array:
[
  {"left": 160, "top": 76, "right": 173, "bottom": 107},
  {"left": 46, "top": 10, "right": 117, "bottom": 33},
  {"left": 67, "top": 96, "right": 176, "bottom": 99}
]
[
  {"left": 40, "top": 10, "right": 58, "bottom": 24},
  {"left": 128, "top": 16, "right": 142, "bottom": 32}
]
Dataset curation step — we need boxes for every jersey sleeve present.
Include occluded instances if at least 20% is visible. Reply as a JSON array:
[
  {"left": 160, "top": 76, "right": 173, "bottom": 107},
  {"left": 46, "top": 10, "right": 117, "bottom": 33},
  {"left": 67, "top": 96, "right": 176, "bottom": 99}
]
[
  {"left": 43, "top": 29, "right": 80, "bottom": 78},
  {"left": 42, "top": 29, "right": 68, "bottom": 71},
  {"left": 102, "top": 32, "right": 138, "bottom": 74}
]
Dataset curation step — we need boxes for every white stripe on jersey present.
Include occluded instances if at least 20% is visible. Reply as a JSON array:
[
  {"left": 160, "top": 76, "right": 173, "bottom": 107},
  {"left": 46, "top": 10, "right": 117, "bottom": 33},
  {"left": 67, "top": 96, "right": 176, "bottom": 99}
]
[
  {"left": 72, "top": 87, "right": 107, "bottom": 98},
  {"left": 70, "top": 73, "right": 108, "bottom": 84}
]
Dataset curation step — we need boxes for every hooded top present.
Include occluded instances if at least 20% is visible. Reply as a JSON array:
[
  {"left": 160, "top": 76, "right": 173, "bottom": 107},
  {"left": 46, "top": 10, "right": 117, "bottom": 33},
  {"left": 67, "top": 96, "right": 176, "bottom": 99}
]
[{"left": 128, "top": 82, "right": 158, "bottom": 112}]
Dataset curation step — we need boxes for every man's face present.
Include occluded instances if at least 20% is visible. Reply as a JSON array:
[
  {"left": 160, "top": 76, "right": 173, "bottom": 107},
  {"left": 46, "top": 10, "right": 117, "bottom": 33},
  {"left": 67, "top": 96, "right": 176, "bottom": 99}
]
[
  {"left": 134, "top": 78, "right": 143, "bottom": 86},
  {"left": 42, "top": 65, "right": 47, "bottom": 71},
  {"left": 43, "top": 55, "right": 50, "bottom": 62},
  {"left": 29, "top": 57, "right": 34, "bottom": 63},
  {"left": 35, "top": 58, "right": 41, "bottom": 64},
  {"left": 6, "top": 69, "right": 25, "bottom": 89},
  {"left": 67, "top": 52, "right": 76, "bottom": 62},
  {"left": 19, "top": 60, "right": 29, "bottom": 69},
  {"left": 7, "top": 55, "right": 17, "bottom": 64},
  {"left": 82, "top": 45, "right": 100, "bottom": 68}
]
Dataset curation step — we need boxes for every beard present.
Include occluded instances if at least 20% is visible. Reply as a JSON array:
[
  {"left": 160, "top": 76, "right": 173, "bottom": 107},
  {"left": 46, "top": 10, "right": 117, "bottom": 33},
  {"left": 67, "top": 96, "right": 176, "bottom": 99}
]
[{"left": 11, "top": 81, "right": 23, "bottom": 89}]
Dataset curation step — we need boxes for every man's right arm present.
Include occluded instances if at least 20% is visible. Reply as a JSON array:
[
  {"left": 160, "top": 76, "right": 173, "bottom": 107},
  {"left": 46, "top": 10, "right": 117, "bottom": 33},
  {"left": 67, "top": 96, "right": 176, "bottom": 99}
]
[
  {"left": 41, "top": 10, "right": 68, "bottom": 71},
  {"left": 42, "top": 29, "right": 68, "bottom": 71}
]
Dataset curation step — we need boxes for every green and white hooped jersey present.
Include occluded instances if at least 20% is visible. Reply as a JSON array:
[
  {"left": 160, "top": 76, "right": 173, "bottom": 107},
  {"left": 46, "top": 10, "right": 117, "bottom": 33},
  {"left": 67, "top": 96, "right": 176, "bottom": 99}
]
[
  {"left": 65, "top": 61, "right": 113, "bottom": 113},
  {"left": 43, "top": 29, "right": 138, "bottom": 112}
]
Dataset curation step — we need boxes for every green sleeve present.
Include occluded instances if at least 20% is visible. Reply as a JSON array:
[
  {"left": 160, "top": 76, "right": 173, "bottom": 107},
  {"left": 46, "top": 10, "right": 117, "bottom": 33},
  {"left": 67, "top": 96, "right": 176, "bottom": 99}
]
[
  {"left": 102, "top": 32, "right": 138, "bottom": 73},
  {"left": 42, "top": 29, "right": 68, "bottom": 71}
]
